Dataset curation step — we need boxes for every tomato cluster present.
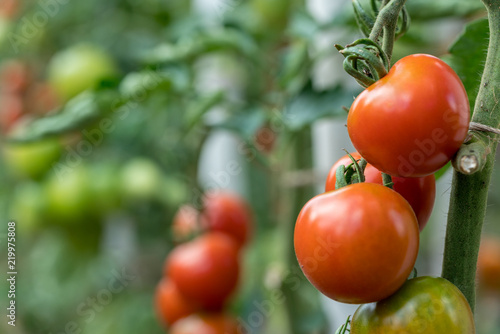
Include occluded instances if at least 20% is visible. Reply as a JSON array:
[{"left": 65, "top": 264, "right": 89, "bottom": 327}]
[
  {"left": 155, "top": 191, "right": 252, "bottom": 333},
  {"left": 294, "top": 54, "right": 474, "bottom": 331}
]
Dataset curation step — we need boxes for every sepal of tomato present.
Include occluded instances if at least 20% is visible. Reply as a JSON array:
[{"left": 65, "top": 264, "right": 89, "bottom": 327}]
[
  {"left": 326, "top": 152, "right": 436, "bottom": 230},
  {"left": 347, "top": 54, "right": 470, "bottom": 177},
  {"left": 351, "top": 276, "right": 476, "bottom": 334}
]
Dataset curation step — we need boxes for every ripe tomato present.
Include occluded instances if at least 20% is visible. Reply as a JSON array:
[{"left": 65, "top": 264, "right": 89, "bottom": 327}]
[
  {"left": 172, "top": 205, "right": 202, "bottom": 243},
  {"left": 0, "top": 59, "right": 30, "bottom": 93},
  {"left": 0, "top": 0, "right": 19, "bottom": 18},
  {"left": 347, "top": 54, "right": 470, "bottom": 177},
  {"left": 166, "top": 233, "right": 240, "bottom": 310},
  {"left": 154, "top": 279, "right": 198, "bottom": 327},
  {"left": 47, "top": 43, "right": 117, "bottom": 101},
  {"left": 0, "top": 93, "right": 23, "bottom": 133},
  {"left": 254, "top": 125, "right": 277, "bottom": 154},
  {"left": 294, "top": 183, "right": 419, "bottom": 304},
  {"left": 477, "top": 236, "right": 500, "bottom": 292},
  {"left": 27, "top": 83, "right": 60, "bottom": 115},
  {"left": 325, "top": 152, "right": 436, "bottom": 230},
  {"left": 170, "top": 313, "right": 240, "bottom": 334},
  {"left": 351, "top": 276, "right": 475, "bottom": 333},
  {"left": 201, "top": 191, "right": 252, "bottom": 247}
]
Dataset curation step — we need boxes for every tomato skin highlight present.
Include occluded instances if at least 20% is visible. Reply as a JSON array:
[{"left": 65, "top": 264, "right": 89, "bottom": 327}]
[
  {"left": 294, "top": 183, "right": 419, "bottom": 304},
  {"left": 170, "top": 313, "right": 240, "bottom": 334},
  {"left": 166, "top": 233, "right": 240, "bottom": 310},
  {"left": 325, "top": 152, "right": 436, "bottom": 230},
  {"left": 202, "top": 191, "right": 252, "bottom": 247},
  {"left": 154, "top": 279, "right": 199, "bottom": 327},
  {"left": 351, "top": 276, "right": 476, "bottom": 334},
  {"left": 347, "top": 54, "right": 470, "bottom": 177}
]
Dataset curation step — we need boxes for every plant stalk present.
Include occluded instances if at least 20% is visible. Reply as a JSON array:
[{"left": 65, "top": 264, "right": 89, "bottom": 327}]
[{"left": 441, "top": 0, "right": 500, "bottom": 313}]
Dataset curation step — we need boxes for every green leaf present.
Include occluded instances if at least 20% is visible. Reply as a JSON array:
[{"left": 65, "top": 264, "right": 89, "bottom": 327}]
[
  {"left": 442, "top": 19, "right": 489, "bottom": 114},
  {"left": 8, "top": 91, "right": 117, "bottom": 143},
  {"left": 406, "top": 0, "right": 485, "bottom": 20},
  {"left": 284, "top": 83, "right": 359, "bottom": 131}
]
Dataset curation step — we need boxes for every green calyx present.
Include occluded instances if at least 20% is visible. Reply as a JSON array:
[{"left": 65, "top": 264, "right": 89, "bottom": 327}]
[{"left": 335, "top": 152, "right": 367, "bottom": 190}]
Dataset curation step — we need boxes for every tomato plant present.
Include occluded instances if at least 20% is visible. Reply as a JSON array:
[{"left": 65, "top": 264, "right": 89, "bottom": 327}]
[
  {"left": 351, "top": 276, "right": 475, "bottom": 334},
  {"left": 325, "top": 152, "right": 436, "bottom": 230},
  {"left": 154, "top": 279, "right": 199, "bottom": 328},
  {"left": 294, "top": 183, "right": 419, "bottom": 304},
  {"left": 477, "top": 236, "right": 500, "bottom": 292},
  {"left": 169, "top": 313, "right": 240, "bottom": 334},
  {"left": 201, "top": 191, "right": 252, "bottom": 247},
  {"left": 347, "top": 54, "right": 470, "bottom": 177},
  {"left": 166, "top": 233, "right": 240, "bottom": 310}
]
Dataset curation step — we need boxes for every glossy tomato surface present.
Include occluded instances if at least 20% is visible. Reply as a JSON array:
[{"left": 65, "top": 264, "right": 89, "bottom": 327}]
[
  {"left": 294, "top": 183, "right": 419, "bottom": 304},
  {"left": 166, "top": 233, "right": 240, "bottom": 310},
  {"left": 154, "top": 279, "right": 198, "bottom": 327},
  {"left": 477, "top": 236, "right": 500, "bottom": 292},
  {"left": 202, "top": 191, "right": 252, "bottom": 246},
  {"left": 351, "top": 276, "right": 476, "bottom": 334},
  {"left": 347, "top": 54, "right": 470, "bottom": 177},
  {"left": 170, "top": 313, "right": 240, "bottom": 334},
  {"left": 325, "top": 152, "right": 436, "bottom": 230}
]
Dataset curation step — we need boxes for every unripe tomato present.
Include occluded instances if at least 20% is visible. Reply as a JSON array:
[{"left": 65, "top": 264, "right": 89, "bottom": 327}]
[
  {"left": 351, "top": 276, "right": 475, "bottom": 333},
  {"left": 251, "top": 0, "right": 291, "bottom": 32},
  {"left": 154, "top": 279, "right": 198, "bottom": 327},
  {"left": 9, "top": 181, "right": 46, "bottom": 234},
  {"left": 325, "top": 152, "right": 436, "bottom": 230},
  {"left": 201, "top": 191, "right": 252, "bottom": 247},
  {"left": 170, "top": 313, "right": 240, "bottom": 334},
  {"left": 2, "top": 138, "right": 62, "bottom": 179},
  {"left": 294, "top": 183, "right": 419, "bottom": 304},
  {"left": 166, "top": 233, "right": 240, "bottom": 310},
  {"left": 347, "top": 54, "right": 470, "bottom": 177},
  {"left": 119, "top": 158, "right": 163, "bottom": 200},
  {"left": 47, "top": 43, "right": 117, "bottom": 101},
  {"left": 477, "top": 236, "right": 500, "bottom": 292}
]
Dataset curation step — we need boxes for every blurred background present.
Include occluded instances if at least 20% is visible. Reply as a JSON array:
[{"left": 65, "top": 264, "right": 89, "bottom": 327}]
[{"left": 0, "top": 0, "right": 499, "bottom": 333}]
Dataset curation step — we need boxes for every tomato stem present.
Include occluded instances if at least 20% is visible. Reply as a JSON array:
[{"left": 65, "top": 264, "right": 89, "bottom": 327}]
[
  {"left": 441, "top": 0, "right": 500, "bottom": 313},
  {"left": 381, "top": 173, "right": 393, "bottom": 189}
]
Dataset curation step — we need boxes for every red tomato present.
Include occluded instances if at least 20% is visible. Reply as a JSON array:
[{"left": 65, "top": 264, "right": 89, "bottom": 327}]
[
  {"left": 477, "top": 236, "right": 500, "bottom": 292},
  {"left": 172, "top": 205, "right": 202, "bottom": 243},
  {"left": 0, "top": 60, "right": 30, "bottom": 94},
  {"left": 0, "top": 94, "right": 23, "bottom": 133},
  {"left": 0, "top": 0, "right": 19, "bottom": 18},
  {"left": 154, "top": 279, "right": 198, "bottom": 327},
  {"left": 166, "top": 233, "right": 240, "bottom": 310},
  {"left": 201, "top": 191, "right": 252, "bottom": 247},
  {"left": 347, "top": 54, "right": 470, "bottom": 177},
  {"left": 254, "top": 125, "right": 277, "bottom": 153},
  {"left": 294, "top": 183, "right": 419, "bottom": 304},
  {"left": 170, "top": 313, "right": 240, "bottom": 334},
  {"left": 325, "top": 152, "right": 436, "bottom": 230},
  {"left": 27, "top": 83, "right": 60, "bottom": 115}
]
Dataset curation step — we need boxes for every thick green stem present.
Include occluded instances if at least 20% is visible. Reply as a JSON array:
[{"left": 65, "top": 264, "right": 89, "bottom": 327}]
[{"left": 441, "top": 0, "right": 500, "bottom": 313}]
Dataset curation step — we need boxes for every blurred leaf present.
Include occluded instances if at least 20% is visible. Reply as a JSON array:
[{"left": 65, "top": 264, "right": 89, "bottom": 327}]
[
  {"left": 8, "top": 91, "right": 118, "bottom": 142},
  {"left": 284, "top": 83, "right": 358, "bottom": 131},
  {"left": 185, "top": 92, "right": 225, "bottom": 132},
  {"left": 279, "top": 40, "right": 311, "bottom": 95},
  {"left": 442, "top": 19, "right": 489, "bottom": 114},
  {"left": 407, "top": 0, "right": 485, "bottom": 20},
  {"left": 435, "top": 162, "right": 452, "bottom": 181}
]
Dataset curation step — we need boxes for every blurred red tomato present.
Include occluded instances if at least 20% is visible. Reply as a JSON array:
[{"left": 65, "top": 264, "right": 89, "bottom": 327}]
[
  {"left": 254, "top": 125, "right": 277, "bottom": 153},
  {"left": 0, "top": 94, "right": 23, "bottom": 133},
  {"left": 0, "top": 0, "right": 20, "bottom": 18},
  {"left": 201, "top": 191, "right": 252, "bottom": 247},
  {"left": 172, "top": 205, "right": 202, "bottom": 243},
  {"left": 0, "top": 60, "right": 30, "bottom": 94},
  {"left": 166, "top": 233, "right": 240, "bottom": 310},
  {"left": 170, "top": 313, "right": 240, "bottom": 334},
  {"left": 155, "top": 279, "right": 199, "bottom": 327},
  {"left": 477, "top": 236, "right": 500, "bottom": 292},
  {"left": 325, "top": 152, "right": 436, "bottom": 231},
  {"left": 27, "top": 83, "right": 60, "bottom": 115}
]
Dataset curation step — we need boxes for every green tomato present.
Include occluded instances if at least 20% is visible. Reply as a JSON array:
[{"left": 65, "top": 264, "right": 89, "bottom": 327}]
[
  {"left": 120, "top": 158, "right": 163, "bottom": 200},
  {"left": 44, "top": 165, "right": 92, "bottom": 223},
  {"left": 89, "top": 162, "right": 120, "bottom": 214},
  {"left": 9, "top": 182, "right": 46, "bottom": 234},
  {"left": 251, "top": 0, "right": 291, "bottom": 31},
  {"left": 47, "top": 43, "right": 117, "bottom": 101},
  {"left": 2, "top": 139, "right": 62, "bottom": 180},
  {"left": 351, "top": 276, "right": 475, "bottom": 334}
]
